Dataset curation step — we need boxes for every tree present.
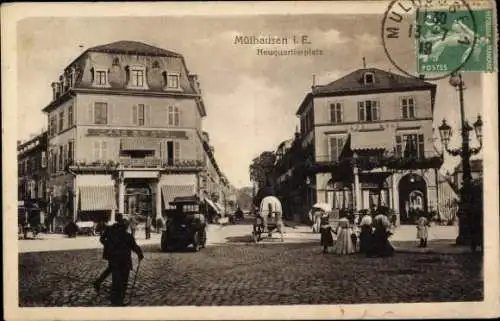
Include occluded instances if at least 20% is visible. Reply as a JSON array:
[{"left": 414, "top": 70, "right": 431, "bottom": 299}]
[{"left": 249, "top": 151, "right": 276, "bottom": 189}]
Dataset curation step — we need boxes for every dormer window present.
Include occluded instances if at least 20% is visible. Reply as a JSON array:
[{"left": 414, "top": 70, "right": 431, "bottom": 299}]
[
  {"left": 126, "top": 65, "right": 148, "bottom": 89},
  {"left": 166, "top": 73, "right": 180, "bottom": 90},
  {"left": 92, "top": 68, "right": 110, "bottom": 87},
  {"left": 363, "top": 72, "right": 375, "bottom": 85}
]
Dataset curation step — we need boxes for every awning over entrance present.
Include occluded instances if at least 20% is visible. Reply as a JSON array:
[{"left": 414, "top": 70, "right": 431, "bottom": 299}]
[
  {"left": 350, "top": 131, "right": 392, "bottom": 152},
  {"left": 121, "top": 138, "right": 160, "bottom": 151},
  {"left": 80, "top": 186, "right": 117, "bottom": 211},
  {"left": 204, "top": 198, "right": 221, "bottom": 214},
  {"left": 161, "top": 185, "right": 194, "bottom": 208}
]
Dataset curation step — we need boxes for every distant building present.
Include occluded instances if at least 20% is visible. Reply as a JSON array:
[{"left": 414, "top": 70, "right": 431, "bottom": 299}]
[
  {"left": 452, "top": 159, "right": 483, "bottom": 190},
  {"left": 42, "top": 40, "right": 230, "bottom": 226},
  {"left": 17, "top": 131, "right": 48, "bottom": 226},
  {"left": 274, "top": 67, "right": 458, "bottom": 224}
]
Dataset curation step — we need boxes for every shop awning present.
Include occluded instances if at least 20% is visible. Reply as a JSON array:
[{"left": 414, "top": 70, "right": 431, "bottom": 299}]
[
  {"left": 161, "top": 185, "right": 194, "bottom": 208},
  {"left": 80, "top": 186, "right": 116, "bottom": 211},
  {"left": 204, "top": 198, "right": 221, "bottom": 214},
  {"left": 350, "top": 131, "right": 392, "bottom": 151},
  {"left": 121, "top": 138, "right": 160, "bottom": 151}
]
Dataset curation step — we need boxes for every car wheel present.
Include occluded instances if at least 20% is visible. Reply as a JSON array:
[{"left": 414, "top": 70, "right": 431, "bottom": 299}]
[{"left": 192, "top": 231, "right": 201, "bottom": 252}]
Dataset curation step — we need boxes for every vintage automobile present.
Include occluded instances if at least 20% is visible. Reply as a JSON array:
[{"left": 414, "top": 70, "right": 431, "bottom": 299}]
[{"left": 161, "top": 196, "right": 207, "bottom": 252}]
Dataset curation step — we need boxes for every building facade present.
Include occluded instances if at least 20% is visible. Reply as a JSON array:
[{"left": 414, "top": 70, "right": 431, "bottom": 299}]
[
  {"left": 275, "top": 68, "right": 458, "bottom": 224},
  {"left": 17, "top": 131, "right": 49, "bottom": 226},
  {"left": 43, "top": 40, "right": 230, "bottom": 226}
]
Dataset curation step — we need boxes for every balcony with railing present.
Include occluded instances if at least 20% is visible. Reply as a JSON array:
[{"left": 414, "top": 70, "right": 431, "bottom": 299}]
[{"left": 69, "top": 158, "right": 206, "bottom": 171}]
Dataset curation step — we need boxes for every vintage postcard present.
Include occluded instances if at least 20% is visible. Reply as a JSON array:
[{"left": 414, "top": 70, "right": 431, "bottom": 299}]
[{"left": 2, "top": 1, "right": 499, "bottom": 320}]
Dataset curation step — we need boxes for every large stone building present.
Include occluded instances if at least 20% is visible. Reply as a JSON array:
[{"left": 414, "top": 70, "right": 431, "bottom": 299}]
[
  {"left": 42, "top": 40, "right": 230, "bottom": 225},
  {"left": 274, "top": 68, "right": 458, "bottom": 224},
  {"left": 17, "top": 131, "right": 49, "bottom": 226}
]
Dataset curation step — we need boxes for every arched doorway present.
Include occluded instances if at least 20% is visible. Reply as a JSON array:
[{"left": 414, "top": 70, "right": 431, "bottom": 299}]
[
  {"left": 125, "top": 182, "right": 153, "bottom": 218},
  {"left": 398, "top": 173, "right": 427, "bottom": 224}
]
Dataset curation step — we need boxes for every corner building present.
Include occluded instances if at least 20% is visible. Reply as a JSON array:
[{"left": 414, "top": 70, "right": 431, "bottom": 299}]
[{"left": 44, "top": 41, "right": 221, "bottom": 223}]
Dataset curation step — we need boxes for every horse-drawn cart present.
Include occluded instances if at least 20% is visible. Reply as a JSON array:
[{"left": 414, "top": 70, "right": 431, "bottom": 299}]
[{"left": 252, "top": 196, "right": 284, "bottom": 243}]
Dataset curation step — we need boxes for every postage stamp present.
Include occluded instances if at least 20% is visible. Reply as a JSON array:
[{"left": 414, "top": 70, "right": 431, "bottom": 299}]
[
  {"left": 382, "top": 0, "right": 497, "bottom": 79},
  {"left": 1, "top": 1, "right": 499, "bottom": 320},
  {"left": 416, "top": 8, "right": 497, "bottom": 74}
]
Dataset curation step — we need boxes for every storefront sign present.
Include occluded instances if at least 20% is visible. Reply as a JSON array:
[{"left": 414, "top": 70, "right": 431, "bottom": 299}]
[{"left": 87, "top": 128, "right": 188, "bottom": 139}]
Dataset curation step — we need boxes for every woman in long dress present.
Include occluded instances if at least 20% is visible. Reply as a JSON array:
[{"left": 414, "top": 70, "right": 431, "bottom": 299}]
[
  {"left": 372, "top": 214, "right": 394, "bottom": 257},
  {"left": 359, "top": 214, "right": 373, "bottom": 255},
  {"left": 331, "top": 217, "right": 356, "bottom": 255}
]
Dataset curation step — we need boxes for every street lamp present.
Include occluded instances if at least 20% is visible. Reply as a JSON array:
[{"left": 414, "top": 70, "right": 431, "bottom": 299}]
[{"left": 438, "top": 72, "right": 483, "bottom": 246}]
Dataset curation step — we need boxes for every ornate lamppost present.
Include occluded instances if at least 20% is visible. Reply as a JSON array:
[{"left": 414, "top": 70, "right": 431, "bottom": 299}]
[{"left": 438, "top": 72, "right": 483, "bottom": 246}]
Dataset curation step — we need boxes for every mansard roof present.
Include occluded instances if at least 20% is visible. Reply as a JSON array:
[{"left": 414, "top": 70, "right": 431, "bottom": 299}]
[
  {"left": 88, "top": 41, "right": 183, "bottom": 58},
  {"left": 296, "top": 68, "right": 437, "bottom": 115}
]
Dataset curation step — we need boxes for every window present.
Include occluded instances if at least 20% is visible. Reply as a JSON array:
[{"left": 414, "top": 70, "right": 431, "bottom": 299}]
[
  {"left": 68, "top": 74, "right": 73, "bottom": 88},
  {"left": 112, "top": 57, "right": 120, "bottom": 66},
  {"left": 396, "top": 134, "right": 425, "bottom": 159},
  {"left": 68, "top": 105, "right": 74, "bottom": 126},
  {"left": 59, "top": 145, "right": 64, "bottom": 170},
  {"left": 95, "top": 70, "right": 107, "bottom": 85},
  {"left": 94, "top": 102, "right": 108, "bottom": 125},
  {"left": 167, "top": 73, "right": 180, "bottom": 89},
  {"left": 364, "top": 72, "right": 375, "bottom": 84},
  {"left": 329, "top": 103, "right": 343, "bottom": 123},
  {"left": 41, "top": 151, "right": 47, "bottom": 168},
  {"left": 93, "top": 141, "right": 108, "bottom": 161},
  {"left": 132, "top": 69, "right": 144, "bottom": 87},
  {"left": 68, "top": 141, "right": 74, "bottom": 164},
  {"left": 168, "top": 106, "right": 180, "bottom": 126},
  {"left": 401, "top": 97, "right": 415, "bottom": 119},
  {"left": 138, "top": 104, "right": 145, "bottom": 126},
  {"left": 357, "top": 100, "right": 380, "bottom": 122},
  {"left": 59, "top": 111, "right": 64, "bottom": 132},
  {"left": 329, "top": 136, "right": 346, "bottom": 161},
  {"left": 49, "top": 115, "right": 57, "bottom": 136},
  {"left": 152, "top": 61, "right": 160, "bottom": 69}
]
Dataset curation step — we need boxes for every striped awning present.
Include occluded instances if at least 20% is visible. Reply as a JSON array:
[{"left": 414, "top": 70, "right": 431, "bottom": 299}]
[
  {"left": 80, "top": 186, "right": 116, "bottom": 211},
  {"left": 204, "top": 198, "right": 221, "bottom": 214},
  {"left": 121, "top": 138, "right": 159, "bottom": 151},
  {"left": 161, "top": 185, "right": 194, "bottom": 208},
  {"left": 350, "top": 131, "right": 391, "bottom": 151}
]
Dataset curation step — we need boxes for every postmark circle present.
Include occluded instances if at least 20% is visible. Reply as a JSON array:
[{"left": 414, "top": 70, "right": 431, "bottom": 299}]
[{"left": 381, "top": 0, "right": 478, "bottom": 80}]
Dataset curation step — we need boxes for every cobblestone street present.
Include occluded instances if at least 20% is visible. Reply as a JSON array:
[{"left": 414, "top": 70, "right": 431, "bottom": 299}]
[{"left": 19, "top": 236, "right": 483, "bottom": 307}]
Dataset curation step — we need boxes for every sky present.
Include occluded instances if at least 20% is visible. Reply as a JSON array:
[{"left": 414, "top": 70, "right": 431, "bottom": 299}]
[{"left": 17, "top": 15, "right": 484, "bottom": 188}]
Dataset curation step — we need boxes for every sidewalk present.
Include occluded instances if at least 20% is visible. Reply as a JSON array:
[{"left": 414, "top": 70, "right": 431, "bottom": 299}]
[{"left": 18, "top": 232, "right": 161, "bottom": 253}]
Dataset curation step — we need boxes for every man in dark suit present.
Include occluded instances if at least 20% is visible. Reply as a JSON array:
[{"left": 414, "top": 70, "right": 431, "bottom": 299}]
[
  {"left": 93, "top": 213, "right": 124, "bottom": 292},
  {"left": 106, "top": 218, "right": 144, "bottom": 306}
]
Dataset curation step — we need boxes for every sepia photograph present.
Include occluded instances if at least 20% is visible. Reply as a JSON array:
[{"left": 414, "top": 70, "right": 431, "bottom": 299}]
[{"left": 2, "top": 1, "right": 499, "bottom": 320}]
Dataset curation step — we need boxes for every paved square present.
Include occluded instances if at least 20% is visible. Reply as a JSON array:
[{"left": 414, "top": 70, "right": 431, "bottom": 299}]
[{"left": 19, "top": 242, "right": 483, "bottom": 307}]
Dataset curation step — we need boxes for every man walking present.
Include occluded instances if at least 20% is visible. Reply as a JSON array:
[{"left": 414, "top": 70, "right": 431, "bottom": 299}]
[
  {"left": 93, "top": 214, "right": 123, "bottom": 292},
  {"left": 106, "top": 218, "right": 144, "bottom": 306}
]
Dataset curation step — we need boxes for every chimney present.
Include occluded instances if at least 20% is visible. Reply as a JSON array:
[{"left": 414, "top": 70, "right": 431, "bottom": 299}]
[{"left": 312, "top": 74, "right": 316, "bottom": 88}]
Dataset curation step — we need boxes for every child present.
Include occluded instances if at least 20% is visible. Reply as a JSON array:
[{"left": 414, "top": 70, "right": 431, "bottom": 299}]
[{"left": 416, "top": 215, "right": 430, "bottom": 248}]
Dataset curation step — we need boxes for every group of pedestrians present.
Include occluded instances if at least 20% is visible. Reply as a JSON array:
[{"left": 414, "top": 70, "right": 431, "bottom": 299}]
[
  {"left": 320, "top": 212, "right": 395, "bottom": 257},
  {"left": 93, "top": 213, "right": 144, "bottom": 306}
]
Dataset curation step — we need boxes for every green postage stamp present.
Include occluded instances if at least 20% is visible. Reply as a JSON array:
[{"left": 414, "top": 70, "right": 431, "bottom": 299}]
[{"left": 416, "top": 7, "right": 497, "bottom": 73}]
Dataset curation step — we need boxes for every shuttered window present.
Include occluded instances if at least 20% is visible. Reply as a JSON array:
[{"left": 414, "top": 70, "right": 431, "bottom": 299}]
[
  {"left": 174, "top": 141, "right": 181, "bottom": 161},
  {"left": 330, "top": 103, "right": 343, "bottom": 123},
  {"left": 329, "top": 137, "right": 345, "bottom": 161},
  {"left": 358, "top": 100, "right": 379, "bottom": 122}
]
